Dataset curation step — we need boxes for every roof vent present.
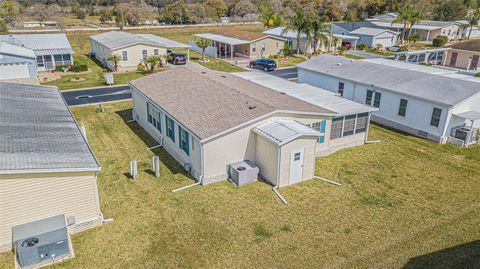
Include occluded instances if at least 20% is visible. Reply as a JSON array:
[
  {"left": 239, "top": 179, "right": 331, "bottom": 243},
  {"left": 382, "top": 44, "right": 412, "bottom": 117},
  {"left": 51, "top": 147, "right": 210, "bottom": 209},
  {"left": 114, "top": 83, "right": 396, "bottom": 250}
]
[
  {"left": 279, "top": 92, "right": 286, "bottom": 95},
  {"left": 221, "top": 75, "right": 226, "bottom": 78},
  {"left": 201, "top": 71, "right": 206, "bottom": 74},
  {"left": 248, "top": 105, "right": 256, "bottom": 110},
  {"left": 337, "top": 63, "right": 342, "bottom": 66}
]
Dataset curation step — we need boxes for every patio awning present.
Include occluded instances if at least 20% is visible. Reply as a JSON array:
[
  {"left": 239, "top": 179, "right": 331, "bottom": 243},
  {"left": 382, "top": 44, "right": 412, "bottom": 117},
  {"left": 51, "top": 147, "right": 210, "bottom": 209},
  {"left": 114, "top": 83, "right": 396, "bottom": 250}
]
[
  {"left": 193, "top": 33, "right": 250, "bottom": 45},
  {"left": 253, "top": 120, "right": 320, "bottom": 146},
  {"left": 34, "top": 48, "right": 75, "bottom": 56},
  {"left": 454, "top": 111, "right": 480, "bottom": 121},
  {"left": 136, "top": 34, "right": 191, "bottom": 49}
]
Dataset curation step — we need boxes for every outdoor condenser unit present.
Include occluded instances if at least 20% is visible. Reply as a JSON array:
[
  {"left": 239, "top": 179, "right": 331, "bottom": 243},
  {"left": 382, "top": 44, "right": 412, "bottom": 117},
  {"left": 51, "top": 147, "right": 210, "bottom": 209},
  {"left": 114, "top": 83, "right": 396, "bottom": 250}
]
[
  {"left": 13, "top": 214, "right": 72, "bottom": 268},
  {"left": 229, "top": 160, "right": 259, "bottom": 186}
]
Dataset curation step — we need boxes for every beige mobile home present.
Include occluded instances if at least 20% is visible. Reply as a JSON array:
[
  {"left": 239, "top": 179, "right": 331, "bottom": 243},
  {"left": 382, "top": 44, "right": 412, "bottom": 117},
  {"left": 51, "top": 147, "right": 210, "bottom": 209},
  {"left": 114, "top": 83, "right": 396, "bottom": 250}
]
[
  {"left": 130, "top": 66, "right": 375, "bottom": 187},
  {"left": 90, "top": 31, "right": 190, "bottom": 71},
  {"left": 0, "top": 83, "right": 103, "bottom": 251}
]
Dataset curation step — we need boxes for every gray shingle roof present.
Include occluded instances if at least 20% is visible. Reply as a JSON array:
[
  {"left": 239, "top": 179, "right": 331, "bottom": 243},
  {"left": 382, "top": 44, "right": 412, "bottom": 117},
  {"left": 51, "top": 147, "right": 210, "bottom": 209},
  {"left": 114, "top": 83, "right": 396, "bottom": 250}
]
[
  {"left": 130, "top": 66, "right": 334, "bottom": 140},
  {"left": 90, "top": 31, "right": 162, "bottom": 50},
  {"left": 0, "top": 83, "right": 100, "bottom": 173},
  {"left": 253, "top": 120, "right": 320, "bottom": 146},
  {"left": 0, "top": 34, "right": 74, "bottom": 56},
  {"left": 297, "top": 55, "right": 480, "bottom": 107},
  {"left": 334, "top": 22, "right": 384, "bottom": 32}
]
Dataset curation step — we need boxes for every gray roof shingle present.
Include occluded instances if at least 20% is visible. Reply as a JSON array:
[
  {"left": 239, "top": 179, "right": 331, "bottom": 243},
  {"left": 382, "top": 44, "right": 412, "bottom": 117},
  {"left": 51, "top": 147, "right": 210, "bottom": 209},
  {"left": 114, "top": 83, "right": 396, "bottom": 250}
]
[
  {"left": 0, "top": 34, "right": 74, "bottom": 55},
  {"left": 130, "top": 67, "right": 334, "bottom": 140},
  {"left": 297, "top": 55, "right": 480, "bottom": 107},
  {"left": 0, "top": 83, "right": 100, "bottom": 173}
]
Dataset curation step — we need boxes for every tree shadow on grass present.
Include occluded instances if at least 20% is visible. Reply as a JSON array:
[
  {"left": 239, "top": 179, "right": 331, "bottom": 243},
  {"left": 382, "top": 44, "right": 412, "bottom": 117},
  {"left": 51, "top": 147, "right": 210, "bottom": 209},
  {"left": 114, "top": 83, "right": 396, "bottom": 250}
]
[
  {"left": 403, "top": 240, "right": 480, "bottom": 269},
  {"left": 115, "top": 108, "right": 194, "bottom": 181}
]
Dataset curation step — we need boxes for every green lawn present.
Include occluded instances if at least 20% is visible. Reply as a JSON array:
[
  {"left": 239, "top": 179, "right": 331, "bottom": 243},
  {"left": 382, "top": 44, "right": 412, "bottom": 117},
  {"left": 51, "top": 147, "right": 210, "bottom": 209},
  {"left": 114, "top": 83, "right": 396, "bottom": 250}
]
[
  {"left": 366, "top": 48, "right": 395, "bottom": 57},
  {"left": 1, "top": 101, "right": 478, "bottom": 268},
  {"left": 42, "top": 55, "right": 151, "bottom": 90},
  {"left": 276, "top": 56, "right": 306, "bottom": 68},
  {"left": 344, "top": 53, "right": 367, "bottom": 60},
  {"left": 190, "top": 51, "right": 246, "bottom": 73}
]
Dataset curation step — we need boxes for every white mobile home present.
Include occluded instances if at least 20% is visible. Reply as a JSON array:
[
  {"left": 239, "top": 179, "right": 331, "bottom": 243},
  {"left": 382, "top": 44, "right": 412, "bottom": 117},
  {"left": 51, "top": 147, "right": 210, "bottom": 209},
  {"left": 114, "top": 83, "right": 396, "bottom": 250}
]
[
  {"left": 130, "top": 66, "right": 375, "bottom": 187},
  {"left": 0, "top": 83, "right": 103, "bottom": 252},
  {"left": 0, "top": 34, "right": 74, "bottom": 71},
  {"left": 297, "top": 55, "right": 480, "bottom": 147},
  {"left": 90, "top": 31, "right": 190, "bottom": 71}
]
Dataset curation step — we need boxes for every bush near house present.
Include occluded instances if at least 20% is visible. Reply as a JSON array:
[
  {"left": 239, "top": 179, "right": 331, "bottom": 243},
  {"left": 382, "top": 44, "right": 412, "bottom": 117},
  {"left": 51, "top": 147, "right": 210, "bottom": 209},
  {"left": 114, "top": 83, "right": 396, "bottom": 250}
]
[
  {"left": 357, "top": 43, "right": 368, "bottom": 51},
  {"left": 432, "top": 35, "right": 449, "bottom": 47},
  {"left": 475, "top": 72, "right": 480, "bottom": 77},
  {"left": 398, "top": 46, "right": 409, "bottom": 52},
  {"left": 54, "top": 64, "right": 88, "bottom": 72}
]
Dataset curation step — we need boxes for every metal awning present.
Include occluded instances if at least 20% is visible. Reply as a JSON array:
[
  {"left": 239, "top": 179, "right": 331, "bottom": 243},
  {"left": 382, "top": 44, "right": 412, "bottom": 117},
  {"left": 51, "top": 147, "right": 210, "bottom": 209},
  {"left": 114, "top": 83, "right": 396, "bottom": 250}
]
[
  {"left": 454, "top": 111, "right": 480, "bottom": 121},
  {"left": 253, "top": 120, "right": 320, "bottom": 146},
  {"left": 34, "top": 48, "right": 74, "bottom": 56},
  {"left": 136, "top": 34, "right": 191, "bottom": 49},
  {"left": 193, "top": 33, "right": 250, "bottom": 45}
]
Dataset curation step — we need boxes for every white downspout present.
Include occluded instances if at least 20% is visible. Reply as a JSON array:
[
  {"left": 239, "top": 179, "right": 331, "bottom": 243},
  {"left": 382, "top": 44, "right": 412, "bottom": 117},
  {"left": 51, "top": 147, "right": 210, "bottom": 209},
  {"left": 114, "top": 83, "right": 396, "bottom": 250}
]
[
  {"left": 272, "top": 145, "right": 288, "bottom": 205},
  {"left": 172, "top": 139, "right": 204, "bottom": 192}
]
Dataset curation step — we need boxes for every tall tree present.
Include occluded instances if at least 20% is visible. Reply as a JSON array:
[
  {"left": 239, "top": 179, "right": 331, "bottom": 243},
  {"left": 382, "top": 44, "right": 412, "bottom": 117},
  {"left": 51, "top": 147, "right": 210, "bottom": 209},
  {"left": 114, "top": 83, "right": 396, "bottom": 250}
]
[
  {"left": 195, "top": 37, "right": 211, "bottom": 61},
  {"left": 407, "top": 8, "right": 422, "bottom": 37},
  {"left": 259, "top": 4, "right": 284, "bottom": 28},
  {"left": 0, "top": 0, "right": 20, "bottom": 25},
  {"left": 310, "top": 15, "right": 328, "bottom": 54},
  {"left": 107, "top": 54, "right": 121, "bottom": 72},
  {"left": 434, "top": 0, "right": 468, "bottom": 21},
  {"left": 467, "top": 8, "right": 480, "bottom": 39},
  {"left": 284, "top": 11, "right": 310, "bottom": 55},
  {"left": 392, "top": 5, "right": 415, "bottom": 44}
]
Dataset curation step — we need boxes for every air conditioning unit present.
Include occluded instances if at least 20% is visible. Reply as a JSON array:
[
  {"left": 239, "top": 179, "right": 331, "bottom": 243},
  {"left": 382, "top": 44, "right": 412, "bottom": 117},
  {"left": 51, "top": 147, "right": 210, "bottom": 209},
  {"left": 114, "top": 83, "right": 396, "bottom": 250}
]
[
  {"left": 13, "top": 215, "right": 72, "bottom": 268},
  {"left": 453, "top": 126, "right": 471, "bottom": 141},
  {"left": 229, "top": 160, "right": 259, "bottom": 186}
]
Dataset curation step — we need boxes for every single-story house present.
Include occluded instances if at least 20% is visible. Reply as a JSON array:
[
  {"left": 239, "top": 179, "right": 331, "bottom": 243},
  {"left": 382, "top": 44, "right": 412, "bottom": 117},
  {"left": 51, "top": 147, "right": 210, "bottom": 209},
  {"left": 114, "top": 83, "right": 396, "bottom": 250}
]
[
  {"left": 130, "top": 66, "right": 375, "bottom": 187},
  {"left": 297, "top": 55, "right": 480, "bottom": 147},
  {"left": 0, "top": 82, "right": 103, "bottom": 251},
  {"left": 0, "top": 34, "right": 74, "bottom": 71},
  {"left": 22, "top": 21, "right": 58, "bottom": 28},
  {"left": 370, "top": 19, "right": 467, "bottom": 42},
  {"left": 0, "top": 42, "right": 38, "bottom": 81},
  {"left": 191, "top": 29, "right": 285, "bottom": 59},
  {"left": 262, "top": 27, "right": 359, "bottom": 54},
  {"left": 333, "top": 22, "right": 398, "bottom": 48},
  {"left": 444, "top": 39, "right": 480, "bottom": 71},
  {"left": 90, "top": 31, "right": 191, "bottom": 71}
]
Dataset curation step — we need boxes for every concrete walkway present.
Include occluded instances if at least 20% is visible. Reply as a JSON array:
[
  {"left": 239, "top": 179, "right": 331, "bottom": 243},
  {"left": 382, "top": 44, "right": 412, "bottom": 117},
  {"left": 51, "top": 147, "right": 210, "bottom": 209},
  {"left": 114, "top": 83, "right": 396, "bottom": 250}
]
[{"left": 347, "top": 50, "right": 394, "bottom": 59}]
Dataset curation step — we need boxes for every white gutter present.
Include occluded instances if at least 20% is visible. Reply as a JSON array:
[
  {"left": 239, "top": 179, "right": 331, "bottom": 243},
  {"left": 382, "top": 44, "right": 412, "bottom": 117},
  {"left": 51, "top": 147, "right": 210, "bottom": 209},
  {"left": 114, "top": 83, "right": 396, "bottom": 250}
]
[
  {"left": 172, "top": 137, "right": 205, "bottom": 193},
  {"left": 0, "top": 167, "right": 101, "bottom": 174}
]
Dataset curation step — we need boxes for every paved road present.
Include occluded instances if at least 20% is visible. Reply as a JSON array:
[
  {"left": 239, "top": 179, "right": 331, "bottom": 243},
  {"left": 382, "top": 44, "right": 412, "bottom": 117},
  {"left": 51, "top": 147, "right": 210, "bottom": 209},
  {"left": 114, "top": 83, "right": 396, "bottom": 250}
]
[
  {"left": 62, "top": 85, "right": 131, "bottom": 106},
  {"left": 269, "top": 67, "right": 297, "bottom": 79},
  {"left": 346, "top": 50, "right": 394, "bottom": 59}
]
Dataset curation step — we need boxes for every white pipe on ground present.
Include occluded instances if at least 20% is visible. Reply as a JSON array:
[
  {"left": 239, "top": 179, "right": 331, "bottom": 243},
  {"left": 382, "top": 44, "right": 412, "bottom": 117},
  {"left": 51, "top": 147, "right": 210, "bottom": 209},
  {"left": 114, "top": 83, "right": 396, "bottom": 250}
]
[
  {"left": 172, "top": 180, "right": 202, "bottom": 193},
  {"left": 365, "top": 140, "right": 381, "bottom": 144},
  {"left": 272, "top": 186, "right": 288, "bottom": 205},
  {"left": 314, "top": 176, "right": 342, "bottom": 186}
]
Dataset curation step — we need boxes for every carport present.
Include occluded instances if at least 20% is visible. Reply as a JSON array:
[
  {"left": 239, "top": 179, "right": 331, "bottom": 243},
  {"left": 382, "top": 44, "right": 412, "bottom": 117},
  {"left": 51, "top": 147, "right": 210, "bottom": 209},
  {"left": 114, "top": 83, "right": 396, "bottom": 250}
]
[{"left": 192, "top": 33, "right": 250, "bottom": 60}]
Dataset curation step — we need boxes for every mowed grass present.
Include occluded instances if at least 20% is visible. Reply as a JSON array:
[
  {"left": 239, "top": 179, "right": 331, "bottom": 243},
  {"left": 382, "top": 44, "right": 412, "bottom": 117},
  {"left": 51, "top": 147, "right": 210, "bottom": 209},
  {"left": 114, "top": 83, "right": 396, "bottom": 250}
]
[
  {"left": 276, "top": 56, "right": 306, "bottom": 68},
  {"left": 1, "top": 101, "right": 479, "bottom": 268}
]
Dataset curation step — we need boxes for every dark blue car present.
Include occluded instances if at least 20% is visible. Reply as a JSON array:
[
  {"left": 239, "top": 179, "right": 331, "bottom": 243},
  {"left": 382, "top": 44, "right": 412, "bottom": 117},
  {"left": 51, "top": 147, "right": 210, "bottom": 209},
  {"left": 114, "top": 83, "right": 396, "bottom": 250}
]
[{"left": 249, "top": 58, "right": 277, "bottom": 71}]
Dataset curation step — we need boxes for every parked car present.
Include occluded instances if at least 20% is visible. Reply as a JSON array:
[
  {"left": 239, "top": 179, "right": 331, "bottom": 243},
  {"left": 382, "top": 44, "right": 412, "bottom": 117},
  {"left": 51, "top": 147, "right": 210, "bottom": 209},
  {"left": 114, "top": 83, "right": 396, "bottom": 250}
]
[
  {"left": 388, "top": 45, "right": 401, "bottom": 52},
  {"left": 249, "top": 58, "right": 277, "bottom": 71},
  {"left": 342, "top": 42, "right": 352, "bottom": 49},
  {"left": 168, "top": 53, "right": 187, "bottom": 65}
]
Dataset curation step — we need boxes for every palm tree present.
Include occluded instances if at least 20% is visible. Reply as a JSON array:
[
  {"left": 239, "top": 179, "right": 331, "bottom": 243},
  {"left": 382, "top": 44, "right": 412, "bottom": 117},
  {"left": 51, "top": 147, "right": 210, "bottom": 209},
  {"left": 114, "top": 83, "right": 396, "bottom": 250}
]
[
  {"left": 259, "top": 4, "right": 284, "bottom": 28},
  {"left": 407, "top": 9, "right": 422, "bottom": 38},
  {"left": 107, "top": 54, "right": 121, "bottom": 72},
  {"left": 144, "top": 55, "right": 162, "bottom": 72},
  {"left": 195, "top": 37, "right": 211, "bottom": 61},
  {"left": 284, "top": 11, "right": 309, "bottom": 55},
  {"left": 467, "top": 9, "right": 480, "bottom": 40},
  {"left": 393, "top": 5, "right": 415, "bottom": 44},
  {"left": 310, "top": 15, "right": 328, "bottom": 54}
]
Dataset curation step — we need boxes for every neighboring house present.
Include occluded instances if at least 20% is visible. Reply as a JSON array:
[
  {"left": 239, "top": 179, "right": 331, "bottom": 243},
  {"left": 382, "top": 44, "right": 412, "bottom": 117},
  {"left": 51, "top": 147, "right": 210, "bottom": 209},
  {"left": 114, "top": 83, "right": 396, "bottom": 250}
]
[
  {"left": 262, "top": 27, "right": 358, "bottom": 54},
  {"left": 333, "top": 22, "right": 398, "bottom": 48},
  {"left": 22, "top": 21, "right": 58, "bottom": 28},
  {"left": 349, "top": 27, "right": 399, "bottom": 48},
  {"left": 297, "top": 55, "right": 480, "bottom": 147},
  {"left": 191, "top": 29, "right": 285, "bottom": 59},
  {"left": 370, "top": 19, "right": 467, "bottom": 42},
  {"left": 0, "top": 82, "right": 103, "bottom": 251},
  {"left": 0, "top": 42, "right": 37, "bottom": 81},
  {"left": 220, "top": 17, "right": 231, "bottom": 23},
  {"left": 368, "top": 13, "right": 398, "bottom": 21},
  {"left": 0, "top": 34, "right": 74, "bottom": 71},
  {"left": 130, "top": 66, "right": 375, "bottom": 187},
  {"left": 445, "top": 39, "right": 480, "bottom": 71},
  {"left": 90, "top": 31, "right": 190, "bottom": 71}
]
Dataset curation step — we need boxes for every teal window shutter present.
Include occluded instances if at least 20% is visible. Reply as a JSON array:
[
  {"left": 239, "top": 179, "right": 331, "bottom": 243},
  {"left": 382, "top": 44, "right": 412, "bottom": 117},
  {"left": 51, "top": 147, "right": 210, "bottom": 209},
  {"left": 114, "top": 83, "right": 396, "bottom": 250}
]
[
  {"left": 185, "top": 131, "right": 190, "bottom": 155},
  {"left": 320, "top": 120, "right": 326, "bottom": 133},
  {"left": 171, "top": 118, "right": 175, "bottom": 142}
]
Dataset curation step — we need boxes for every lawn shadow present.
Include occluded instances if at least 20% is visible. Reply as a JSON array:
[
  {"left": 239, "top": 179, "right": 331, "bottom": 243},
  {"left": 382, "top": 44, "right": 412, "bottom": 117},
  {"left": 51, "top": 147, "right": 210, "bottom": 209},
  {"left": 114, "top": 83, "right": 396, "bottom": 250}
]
[
  {"left": 403, "top": 240, "right": 480, "bottom": 269},
  {"left": 115, "top": 108, "right": 194, "bottom": 180}
]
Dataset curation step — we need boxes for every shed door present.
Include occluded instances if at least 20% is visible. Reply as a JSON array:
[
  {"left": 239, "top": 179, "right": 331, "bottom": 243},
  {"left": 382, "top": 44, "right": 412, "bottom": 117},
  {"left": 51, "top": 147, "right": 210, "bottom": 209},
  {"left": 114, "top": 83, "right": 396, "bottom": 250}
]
[
  {"left": 0, "top": 63, "right": 30, "bottom": 80},
  {"left": 471, "top": 55, "right": 479, "bottom": 70},
  {"left": 449, "top": 52, "right": 458, "bottom": 66},
  {"left": 289, "top": 149, "right": 304, "bottom": 185}
]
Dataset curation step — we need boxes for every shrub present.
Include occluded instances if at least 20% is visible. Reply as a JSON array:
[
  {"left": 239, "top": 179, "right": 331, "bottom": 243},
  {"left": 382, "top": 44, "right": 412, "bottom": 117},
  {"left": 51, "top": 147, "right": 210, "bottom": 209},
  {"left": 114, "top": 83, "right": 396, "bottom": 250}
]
[
  {"left": 433, "top": 35, "right": 449, "bottom": 47},
  {"left": 475, "top": 72, "right": 480, "bottom": 77},
  {"left": 71, "top": 64, "right": 88, "bottom": 72},
  {"left": 55, "top": 65, "right": 67, "bottom": 72},
  {"left": 136, "top": 63, "right": 146, "bottom": 72},
  {"left": 398, "top": 46, "right": 409, "bottom": 52},
  {"left": 357, "top": 43, "right": 368, "bottom": 51},
  {"left": 336, "top": 46, "right": 347, "bottom": 55},
  {"left": 374, "top": 43, "right": 384, "bottom": 51}
]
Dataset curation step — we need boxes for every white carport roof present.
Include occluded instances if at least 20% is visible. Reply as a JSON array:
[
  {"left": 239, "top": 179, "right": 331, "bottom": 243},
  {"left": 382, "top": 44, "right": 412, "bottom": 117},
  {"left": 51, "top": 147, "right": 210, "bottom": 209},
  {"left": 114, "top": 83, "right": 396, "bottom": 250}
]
[
  {"left": 136, "top": 34, "right": 190, "bottom": 48},
  {"left": 193, "top": 33, "right": 250, "bottom": 45},
  {"left": 234, "top": 71, "right": 377, "bottom": 116},
  {"left": 454, "top": 111, "right": 480, "bottom": 121},
  {"left": 253, "top": 120, "right": 320, "bottom": 146},
  {"left": 263, "top": 27, "right": 359, "bottom": 40}
]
